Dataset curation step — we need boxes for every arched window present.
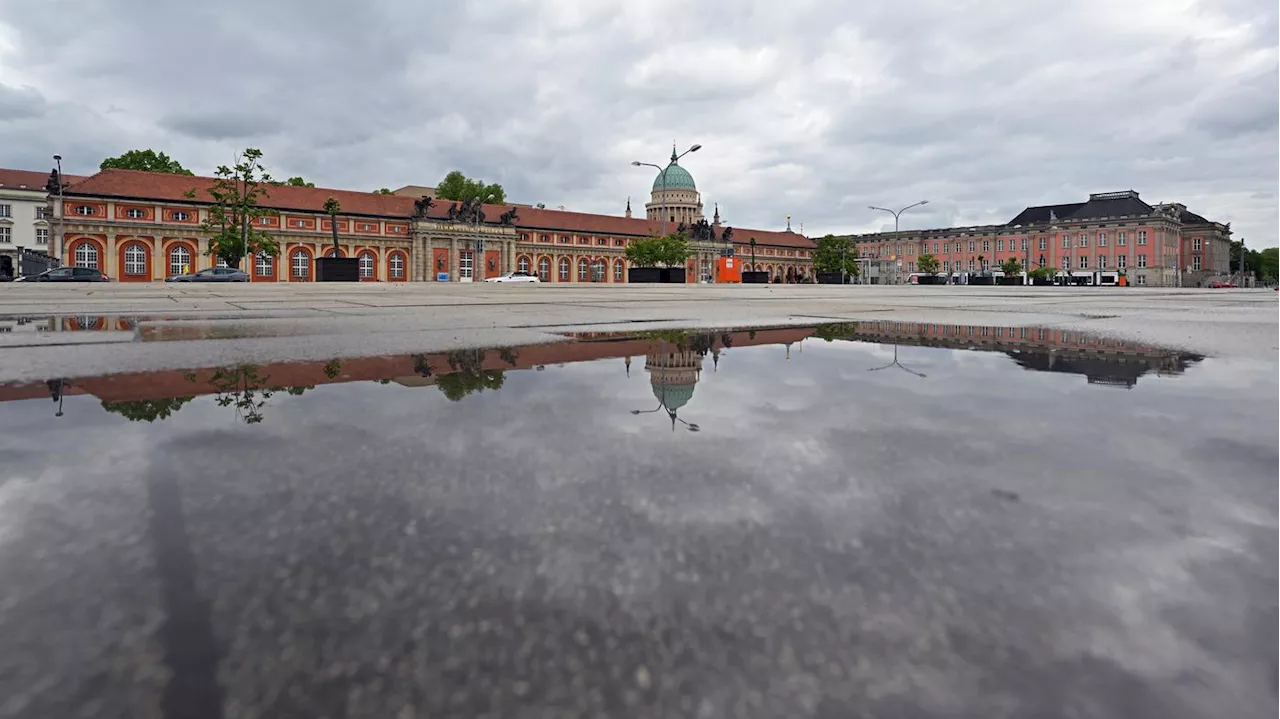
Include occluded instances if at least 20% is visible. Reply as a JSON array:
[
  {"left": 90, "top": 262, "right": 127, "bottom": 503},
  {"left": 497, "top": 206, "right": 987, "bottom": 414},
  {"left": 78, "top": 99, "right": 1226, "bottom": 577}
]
[
  {"left": 216, "top": 257, "right": 229, "bottom": 268},
  {"left": 358, "top": 252, "right": 374, "bottom": 278},
  {"left": 389, "top": 253, "right": 405, "bottom": 279},
  {"left": 326, "top": 248, "right": 341, "bottom": 258},
  {"left": 169, "top": 245, "right": 191, "bottom": 277},
  {"left": 517, "top": 256, "right": 530, "bottom": 274},
  {"left": 538, "top": 257, "right": 550, "bottom": 281},
  {"left": 123, "top": 243, "right": 147, "bottom": 276},
  {"left": 558, "top": 258, "right": 570, "bottom": 281},
  {"left": 613, "top": 260, "right": 624, "bottom": 282},
  {"left": 256, "top": 253, "right": 274, "bottom": 277},
  {"left": 74, "top": 242, "right": 98, "bottom": 269},
  {"left": 591, "top": 259, "right": 605, "bottom": 282},
  {"left": 578, "top": 258, "right": 589, "bottom": 281},
  {"left": 291, "top": 250, "right": 310, "bottom": 278}
]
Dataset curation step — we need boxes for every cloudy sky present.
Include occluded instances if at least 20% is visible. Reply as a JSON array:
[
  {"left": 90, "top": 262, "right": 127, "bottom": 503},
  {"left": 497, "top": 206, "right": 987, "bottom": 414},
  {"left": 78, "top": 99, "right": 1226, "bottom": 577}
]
[{"left": 0, "top": 0, "right": 1275, "bottom": 244}]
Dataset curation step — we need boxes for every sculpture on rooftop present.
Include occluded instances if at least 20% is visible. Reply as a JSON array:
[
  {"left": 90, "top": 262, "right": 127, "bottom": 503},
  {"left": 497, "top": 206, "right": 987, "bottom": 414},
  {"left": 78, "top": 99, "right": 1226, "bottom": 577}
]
[{"left": 413, "top": 196, "right": 434, "bottom": 218}]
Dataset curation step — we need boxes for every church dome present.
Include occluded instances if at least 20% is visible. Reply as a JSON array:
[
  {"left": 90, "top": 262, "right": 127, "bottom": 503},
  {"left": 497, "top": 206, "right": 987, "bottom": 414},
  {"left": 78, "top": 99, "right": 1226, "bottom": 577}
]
[
  {"left": 652, "top": 163, "right": 696, "bottom": 191},
  {"left": 652, "top": 382, "right": 696, "bottom": 411}
]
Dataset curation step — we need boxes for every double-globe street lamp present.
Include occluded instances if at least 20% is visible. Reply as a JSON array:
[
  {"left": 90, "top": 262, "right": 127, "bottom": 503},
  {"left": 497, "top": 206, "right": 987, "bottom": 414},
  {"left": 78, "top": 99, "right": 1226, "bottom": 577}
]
[
  {"left": 632, "top": 143, "right": 701, "bottom": 238},
  {"left": 869, "top": 200, "right": 928, "bottom": 284}
]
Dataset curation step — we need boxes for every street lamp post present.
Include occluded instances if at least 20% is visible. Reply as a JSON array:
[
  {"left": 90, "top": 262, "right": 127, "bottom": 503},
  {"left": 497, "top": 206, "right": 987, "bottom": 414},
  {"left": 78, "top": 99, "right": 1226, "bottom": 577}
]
[
  {"left": 53, "top": 154, "right": 65, "bottom": 264},
  {"left": 869, "top": 200, "right": 928, "bottom": 285},
  {"left": 632, "top": 143, "right": 700, "bottom": 238}
]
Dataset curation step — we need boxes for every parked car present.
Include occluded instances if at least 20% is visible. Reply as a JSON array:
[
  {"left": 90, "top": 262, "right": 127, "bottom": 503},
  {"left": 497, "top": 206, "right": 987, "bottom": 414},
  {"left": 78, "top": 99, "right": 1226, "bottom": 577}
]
[
  {"left": 166, "top": 267, "right": 250, "bottom": 283},
  {"left": 18, "top": 267, "right": 110, "bottom": 282},
  {"left": 484, "top": 271, "right": 541, "bottom": 284}
]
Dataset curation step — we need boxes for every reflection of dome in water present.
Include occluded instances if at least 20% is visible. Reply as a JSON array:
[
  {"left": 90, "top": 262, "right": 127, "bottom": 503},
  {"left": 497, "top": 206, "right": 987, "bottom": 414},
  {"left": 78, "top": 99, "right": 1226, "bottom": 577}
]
[
  {"left": 645, "top": 346, "right": 703, "bottom": 410},
  {"left": 652, "top": 382, "right": 696, "bottom": 411}
]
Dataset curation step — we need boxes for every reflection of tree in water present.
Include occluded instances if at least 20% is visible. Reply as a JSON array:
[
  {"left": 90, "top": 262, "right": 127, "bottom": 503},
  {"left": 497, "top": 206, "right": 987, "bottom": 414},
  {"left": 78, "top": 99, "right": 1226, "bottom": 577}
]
[
  {"left": 101, "top": 396, "right": 195, "bottom": 422},
  {"left": 434, "top": 348, "right": 516, "bottom": 402},
  {"left": 813, "top": 322, "right": 859, "bottom": 342},
  {"left": 638, "top": 330, "right": 718, "bottom": 358},
  {"left": 188, "top": 365, "right": 314, "bottom": 424}
]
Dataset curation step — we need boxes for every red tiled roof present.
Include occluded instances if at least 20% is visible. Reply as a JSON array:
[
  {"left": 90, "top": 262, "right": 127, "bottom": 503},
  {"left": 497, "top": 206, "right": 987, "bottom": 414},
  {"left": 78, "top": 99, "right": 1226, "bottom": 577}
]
[
  {"left": 60, "top": 168, "right": 815, "bottom": 248},
  {"left": 0, "top": 168, "right": 86, "bottom": 191},
  {"left": 65, "top": 169, "right": 416, "bottom": 218}
]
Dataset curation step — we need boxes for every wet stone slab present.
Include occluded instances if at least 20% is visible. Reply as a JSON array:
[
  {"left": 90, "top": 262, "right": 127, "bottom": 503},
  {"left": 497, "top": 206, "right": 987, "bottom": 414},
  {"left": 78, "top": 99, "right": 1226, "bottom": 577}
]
[{"left": 0, "top": 323, "right": 1275, "bottom": 719}]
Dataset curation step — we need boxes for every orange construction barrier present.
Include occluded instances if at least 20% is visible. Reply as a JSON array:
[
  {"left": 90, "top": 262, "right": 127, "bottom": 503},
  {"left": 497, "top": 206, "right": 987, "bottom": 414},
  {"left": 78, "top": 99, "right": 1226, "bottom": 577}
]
[{"left": 716, "top": 256, "right": 742, "bottom": 283}]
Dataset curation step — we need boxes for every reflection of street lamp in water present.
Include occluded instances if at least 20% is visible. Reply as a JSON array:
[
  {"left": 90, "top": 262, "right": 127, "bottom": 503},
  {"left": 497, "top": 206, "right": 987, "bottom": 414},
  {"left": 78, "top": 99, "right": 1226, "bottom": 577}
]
[
  {"left": 867, "top": 344, "right": 927, "bottom": 378},
  {"left": 631, "top": 340, "right": 702, "bottom": 431},
  {"left": 630, "top": 384, "right": 701, "bottom": 432}
]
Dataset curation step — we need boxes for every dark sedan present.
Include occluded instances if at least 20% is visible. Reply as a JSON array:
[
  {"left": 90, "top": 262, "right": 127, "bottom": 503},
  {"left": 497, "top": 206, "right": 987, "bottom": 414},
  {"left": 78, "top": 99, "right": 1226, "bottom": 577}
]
[
  {"left": 18, "top": 267, "right": 110, "bottom": 282},
  {"left": 166, "top": 267, "right": 250, "bottom": 283}
]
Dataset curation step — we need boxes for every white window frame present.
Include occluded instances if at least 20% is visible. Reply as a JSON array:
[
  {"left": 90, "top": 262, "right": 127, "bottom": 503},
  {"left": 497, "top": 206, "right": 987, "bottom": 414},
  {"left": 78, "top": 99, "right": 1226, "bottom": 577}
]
[
  {"left": 1117, "top": 254, "right": 1127, "bottom": 269},
  {"left": 256, "top": 253, "right": 274, "bottom": 277},
  {"left": 390, "top": 254, "right": 405, "bottom": 279},
  {"left": 1118, "top": 231, "right": 1127, "bottom": 246},
  {"left": 123, "top": 244, "right": 146, "bottom": 275},
  {"left": 291, "top": 250, "right": 310, "bottom": 278},
  {"left": 1136, "top": 254, "right": 1148, "bottom": 268},
  {"left": 517, "top": 256, "right": 530, "bottom": 274},
  {"left": 0, "top": 204, "right": 11, "bottom": 218},
  {"left": 577, "top": 258, "right": 589, "bottom": 281},
  {"left": 1193, "top": 237, "right": 1202, "bottom": 251},
  {"left": 1137, "top": 231, "right": 1147, "bottom": 246},
  {"left": 614, "top": 260, "right": 624, "bottom": 282},
  {"left": 539, "top": 257, "right": 550, "bottom": 280},
  {"left": 1038, "top": 237, "right": 1046, "bottom": 250},
  {"left": 459, "top": 250, "right": 473, "bottom": 279},
  {"left": 36, "top": 227, "right": 49, "bottom": 245},
  {"left": 558, "top": 258, "right": 569, "bottom": 280},
  {"left": 171, "top": 211, "right": 190, "bottom": 222},
  {"left": 170, "top": 246, "right": 191, "bottom": 276},
  {"left": 1061, "top": 235, "right": 1070, "bottom": 248},
  {"left": 125, "top": 208, "right": 146, "bottom": 219},
  {"left": 1078, "top": 255, "right": 1088, "bottom": 269},
  {"left": 0, "top": 227, "right": 9, "bottom": 243},
  {"left": 358, "top": 252, "right": 374, "bottom": 278},
  {"left": 1078, "top": 233, "right": 1088, "bottom": 248},
  {"left": 76, "top": 205, "right": 96, "bottom": 216},
  {"left": 74, "top": 243, "right": 98, "bottom": 268},
  {"left": 1097, "top": 232, "right": 1106, "bottom": 247}
]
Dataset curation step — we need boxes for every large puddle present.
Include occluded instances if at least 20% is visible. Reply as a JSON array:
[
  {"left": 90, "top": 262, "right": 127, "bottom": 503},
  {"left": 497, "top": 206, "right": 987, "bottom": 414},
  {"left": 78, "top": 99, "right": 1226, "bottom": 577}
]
[{"left": 0, "top": 322, "right": 1275, "bottom": 718}]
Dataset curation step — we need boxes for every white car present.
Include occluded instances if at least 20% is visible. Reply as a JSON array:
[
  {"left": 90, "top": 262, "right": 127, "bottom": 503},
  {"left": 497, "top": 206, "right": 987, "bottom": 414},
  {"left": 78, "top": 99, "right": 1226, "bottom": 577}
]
[{"left": 484, "top": 271, "right": 541, "bottom": 284}]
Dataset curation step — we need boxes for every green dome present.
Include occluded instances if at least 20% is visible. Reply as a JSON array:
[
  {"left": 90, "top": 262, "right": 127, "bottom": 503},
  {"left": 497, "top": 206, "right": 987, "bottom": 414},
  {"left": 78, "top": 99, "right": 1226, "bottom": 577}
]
[
  {"left": 652, "top": 382, "right": 696, "bottom": 411},
  {"left": 653, "top": 163, "right": 696, "bottom": 191}
]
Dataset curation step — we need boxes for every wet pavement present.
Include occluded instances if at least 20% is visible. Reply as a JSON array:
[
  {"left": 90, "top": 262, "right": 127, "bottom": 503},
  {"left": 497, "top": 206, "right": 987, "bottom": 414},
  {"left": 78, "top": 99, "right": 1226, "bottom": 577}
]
[{"left": 0, "top": 322, "right": 1275, "bottom": 718}]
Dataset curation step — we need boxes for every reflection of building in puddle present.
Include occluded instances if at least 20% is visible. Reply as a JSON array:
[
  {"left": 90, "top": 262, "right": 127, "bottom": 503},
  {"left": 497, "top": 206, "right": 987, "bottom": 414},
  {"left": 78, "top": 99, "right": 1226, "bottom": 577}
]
[{"left": 840, "top": 320, "right": 1201, "bottom": 388}]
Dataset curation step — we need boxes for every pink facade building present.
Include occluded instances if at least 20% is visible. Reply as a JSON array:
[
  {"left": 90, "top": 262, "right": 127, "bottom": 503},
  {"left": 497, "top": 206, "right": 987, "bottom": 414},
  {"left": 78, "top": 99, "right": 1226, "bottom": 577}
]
[{"left": 846, "top": 191, "right": 1231, "bottom": 287}]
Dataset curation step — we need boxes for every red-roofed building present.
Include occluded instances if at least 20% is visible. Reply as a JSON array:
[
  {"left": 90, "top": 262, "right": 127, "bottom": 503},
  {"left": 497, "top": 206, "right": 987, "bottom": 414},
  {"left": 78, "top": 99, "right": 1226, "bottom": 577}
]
[
  {"left": 42, "top": 160, "right": 815, "bottom": 283},
  {"left": 0, "top": 168, "right": 86, "bottom": 278}
]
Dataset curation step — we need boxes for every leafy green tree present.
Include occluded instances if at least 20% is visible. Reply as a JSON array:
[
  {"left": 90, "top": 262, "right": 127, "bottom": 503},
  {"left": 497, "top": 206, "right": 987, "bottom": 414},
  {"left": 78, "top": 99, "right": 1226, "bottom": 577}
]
[
  {"left": 812, "top": 234, "right": 860, "bottom": 277},
  {"left": 625, "top": 232, "right": 693, "bottom": 267},
  {"left": 284, "top": 176, "right": 315, "bottom": 187},
  {"left": 373, "top": 188, "right": 394, "bottom": 195},
  {"left": 999, "top": 257, "right": 1023, "bottom": 275},
  {"left": 100, "top": 149, "right": 193, "bottom": 175},
  {"left": 100, "top": 396, "right": 194, "bottom": 422},
  {"left": 1258, "top": 247, "right": 1278, "bottom": 281},
  {"left": 323, "top": 197, "right": 341, "bottom": 254},
  {"left": 435, "top": 170, "right": 506, "bottom": 204},
  {"left": 916, "top": 253, "right": 940, "bottom": 276},
  {"left": 186, "top": 148, "right": 279, "bottom": 268}
]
